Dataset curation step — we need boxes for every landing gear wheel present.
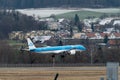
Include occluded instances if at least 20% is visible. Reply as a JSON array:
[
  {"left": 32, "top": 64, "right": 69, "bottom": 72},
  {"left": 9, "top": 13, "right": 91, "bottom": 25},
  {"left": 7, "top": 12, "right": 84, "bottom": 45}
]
[
  {"left": 61, "top": 55, "right": 65, "bottom": 58},
  {"left": 52, "top": 54, "right": 55, "bottom": 58}
]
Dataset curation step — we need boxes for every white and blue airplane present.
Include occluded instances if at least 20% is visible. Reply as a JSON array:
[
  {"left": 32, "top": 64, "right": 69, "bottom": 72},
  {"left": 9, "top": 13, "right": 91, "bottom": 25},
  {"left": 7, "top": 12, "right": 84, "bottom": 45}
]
[{"left": 23, "top": 38, "right": 86, "bottom": 55}]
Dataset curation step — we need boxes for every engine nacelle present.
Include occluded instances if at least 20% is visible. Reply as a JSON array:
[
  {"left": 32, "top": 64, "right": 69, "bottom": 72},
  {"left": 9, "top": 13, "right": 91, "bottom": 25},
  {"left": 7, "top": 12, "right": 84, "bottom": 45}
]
[{"left": 69, "top": 50, "right": 76, "bottom": 55}]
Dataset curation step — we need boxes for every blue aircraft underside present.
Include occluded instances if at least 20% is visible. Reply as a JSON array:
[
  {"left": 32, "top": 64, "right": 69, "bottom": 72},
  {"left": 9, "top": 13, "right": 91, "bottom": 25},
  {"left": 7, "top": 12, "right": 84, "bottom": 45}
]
[{"left": 30, "top": 45, "right": 86, "bottom": 53}]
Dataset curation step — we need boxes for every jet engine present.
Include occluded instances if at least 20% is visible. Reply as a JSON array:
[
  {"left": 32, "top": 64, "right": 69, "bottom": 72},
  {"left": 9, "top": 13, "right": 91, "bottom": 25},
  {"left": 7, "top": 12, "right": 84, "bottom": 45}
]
[{"left": 69, "top": 50, "right": 76, "bottom": 55}]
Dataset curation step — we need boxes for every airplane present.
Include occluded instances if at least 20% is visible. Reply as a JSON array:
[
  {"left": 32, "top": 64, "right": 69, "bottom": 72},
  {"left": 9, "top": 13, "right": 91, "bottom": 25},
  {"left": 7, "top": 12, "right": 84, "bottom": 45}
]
[{"left": 21, "top": 38, "right": 86, "bottom": 55}]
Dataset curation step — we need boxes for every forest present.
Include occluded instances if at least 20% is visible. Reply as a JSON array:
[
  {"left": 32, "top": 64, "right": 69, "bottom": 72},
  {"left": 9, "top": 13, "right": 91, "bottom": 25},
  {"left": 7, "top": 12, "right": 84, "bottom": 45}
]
[
  {"left": 0, "top": 0, "right": 119, "bottom": 9},
  {"left": 0, "top": 10, "right": 47, "bottom": 39}
]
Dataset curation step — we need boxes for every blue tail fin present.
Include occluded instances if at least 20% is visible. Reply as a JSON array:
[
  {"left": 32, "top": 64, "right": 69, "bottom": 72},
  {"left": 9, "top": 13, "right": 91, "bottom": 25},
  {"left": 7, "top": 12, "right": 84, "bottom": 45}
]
[{"left": 27, "top": 38, "right": 36, "bottom": 50}]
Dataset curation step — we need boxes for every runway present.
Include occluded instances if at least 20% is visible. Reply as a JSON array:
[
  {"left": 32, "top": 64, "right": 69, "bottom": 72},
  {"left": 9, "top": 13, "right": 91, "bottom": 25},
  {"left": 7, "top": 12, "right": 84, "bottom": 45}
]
[
  {"left": 0, "top": 67, "right": 118, "bottom": 80},
  {"left": 0, "top": 66, "right": 106, "bottom": 71}
]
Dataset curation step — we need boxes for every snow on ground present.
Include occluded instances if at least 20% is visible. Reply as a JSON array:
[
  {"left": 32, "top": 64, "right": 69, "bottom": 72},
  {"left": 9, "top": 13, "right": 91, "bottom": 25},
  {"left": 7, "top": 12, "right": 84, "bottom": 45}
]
[
  {"left": 113, "top": 20, "right": 120, "bottom": 26},
  {"left": 99, "top": 18, "right": 113, "bottom": 25},
  {"left": 16, "top": 8, "right": 79, "bottom": 18},
  {"left": 16, "top": 8, "right": 120, "bottom": 18},
  {"left": 83, "top": 18, "right": 100, "bottom": 27}
]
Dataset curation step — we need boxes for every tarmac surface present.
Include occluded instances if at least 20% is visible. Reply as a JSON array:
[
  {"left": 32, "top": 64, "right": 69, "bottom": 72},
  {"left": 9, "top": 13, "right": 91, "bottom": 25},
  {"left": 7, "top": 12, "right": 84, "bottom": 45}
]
[
  {"left": 0, "top": 66, "right": 106, "bottom": 71},
  {"left": 0, "top": 67, "right": 118, "bottom": 80}
]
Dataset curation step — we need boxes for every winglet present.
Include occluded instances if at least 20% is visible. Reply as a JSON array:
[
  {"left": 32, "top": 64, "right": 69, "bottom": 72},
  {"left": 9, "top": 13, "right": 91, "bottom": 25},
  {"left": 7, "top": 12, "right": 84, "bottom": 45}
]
[{"left": 27, "top": 38, "right": 36, "bottom": 50}]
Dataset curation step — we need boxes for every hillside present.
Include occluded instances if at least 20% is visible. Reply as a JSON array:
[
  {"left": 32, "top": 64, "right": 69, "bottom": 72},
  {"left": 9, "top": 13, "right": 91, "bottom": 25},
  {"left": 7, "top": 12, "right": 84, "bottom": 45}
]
[
  {"left": 56, "top": 11, "right": 103, "bottom": 20},
  {"left": 56, "top": 8, "right": 120, "bottom": 19},
  {"left": 17, "top": 8, "right": 120, "bottom": 19}
]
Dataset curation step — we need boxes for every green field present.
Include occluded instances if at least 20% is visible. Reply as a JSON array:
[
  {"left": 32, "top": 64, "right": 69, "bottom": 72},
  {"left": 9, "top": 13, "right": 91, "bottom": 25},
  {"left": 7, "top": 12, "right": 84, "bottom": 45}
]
[
  {"left": 7, "top": 40, "right": 26, "bottom": 50},
  {"left": 8, "top": 40, "right": 24, "bottom": 46},
  {"left": 56, "top": 10, "right": 120, "bottom": 20}
]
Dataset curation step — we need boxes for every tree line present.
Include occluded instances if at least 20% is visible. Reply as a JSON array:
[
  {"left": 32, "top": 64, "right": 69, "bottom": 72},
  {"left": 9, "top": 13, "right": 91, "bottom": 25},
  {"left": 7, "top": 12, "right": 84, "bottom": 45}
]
[
  {"left": 0, "top": 10, "right": 47, "bottom": 39},
  {"left": 0, "top": 40, "right": 120, "bottom": 64},
  {"left": 0, "top": 0, "right": 120, "bottom": 9}
]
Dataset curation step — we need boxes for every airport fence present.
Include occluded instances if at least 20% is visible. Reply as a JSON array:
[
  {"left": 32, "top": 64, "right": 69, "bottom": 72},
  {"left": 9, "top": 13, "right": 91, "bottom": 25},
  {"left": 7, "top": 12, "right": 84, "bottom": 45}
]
[{"left": 0, "top": 63, "right": 105, "bottom": 67}]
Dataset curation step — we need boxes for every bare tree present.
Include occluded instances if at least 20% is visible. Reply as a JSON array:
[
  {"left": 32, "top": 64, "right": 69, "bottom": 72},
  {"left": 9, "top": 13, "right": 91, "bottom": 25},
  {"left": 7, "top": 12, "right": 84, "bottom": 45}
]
[{"left": 0, "top": 40, "right": 16, "bottom": 63}]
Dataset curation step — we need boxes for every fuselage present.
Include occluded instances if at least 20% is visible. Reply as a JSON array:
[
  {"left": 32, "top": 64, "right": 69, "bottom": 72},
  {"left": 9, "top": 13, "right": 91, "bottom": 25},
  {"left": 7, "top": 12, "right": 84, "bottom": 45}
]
[{"left": 30, "top": 45, "right": 86, "bottom": 53}]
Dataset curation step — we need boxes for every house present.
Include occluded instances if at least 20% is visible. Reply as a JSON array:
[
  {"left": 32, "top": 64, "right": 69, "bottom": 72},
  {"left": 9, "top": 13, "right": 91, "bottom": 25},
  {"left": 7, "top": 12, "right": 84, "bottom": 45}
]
[
  {"left": 75, "top": 32, "right": 120, "bottom": 40},
  {"left": 56, "top": 30, "right": 70, "bottom": 38},
  {"left": 86, "top": 32, "right": 96, "bottom": 39},
  {"left": 108, "top": 39, "right": 120, "bottom": 48},
  {"left": 9, "top": 31, "right": 24, "bottom": 40},
  {"left": 113, "top": 33, "right": 120, "bottom": 39},
  {"left": 9, "top": 30, "right": 55, "bottom": 40},
  {"left": 73, "top": 33, "right": 84, "bottom": 39},
  {"left": 109, "top": 33, "right": 116, "bottom": 39},
  {"left": 100, "top": 33, "right": 108, "bottom": 39},
  {"left": 99, "top": 18, "right": 113, "bottom": 25},
  {"left": 47, "top": 22, "right": 60, "bottom": 30},
  {"left": 113, "top": 20, "right": 120, "bottom": 26}
]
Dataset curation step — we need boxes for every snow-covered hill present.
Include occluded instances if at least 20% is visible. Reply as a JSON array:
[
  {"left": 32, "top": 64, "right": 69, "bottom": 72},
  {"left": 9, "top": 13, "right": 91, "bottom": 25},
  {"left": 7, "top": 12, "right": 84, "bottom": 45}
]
[
  {"left": 16, "top": 8, "right": 78, "bottom": 18},
  {"left": 16, "top": 8, "right": 120, "bottom": 18}
]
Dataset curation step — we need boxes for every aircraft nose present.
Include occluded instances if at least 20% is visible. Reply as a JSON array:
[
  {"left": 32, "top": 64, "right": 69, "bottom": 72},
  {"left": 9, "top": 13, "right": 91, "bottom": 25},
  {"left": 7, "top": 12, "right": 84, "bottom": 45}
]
[{"left": 82, "top": 46, "right": 86, "bottom": 51}]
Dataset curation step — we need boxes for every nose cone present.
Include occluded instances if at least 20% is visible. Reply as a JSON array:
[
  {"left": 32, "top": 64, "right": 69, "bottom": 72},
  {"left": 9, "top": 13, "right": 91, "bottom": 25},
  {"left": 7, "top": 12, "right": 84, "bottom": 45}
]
[{"left": 81, "top": 46, "right": 86, "bottom": 51}]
